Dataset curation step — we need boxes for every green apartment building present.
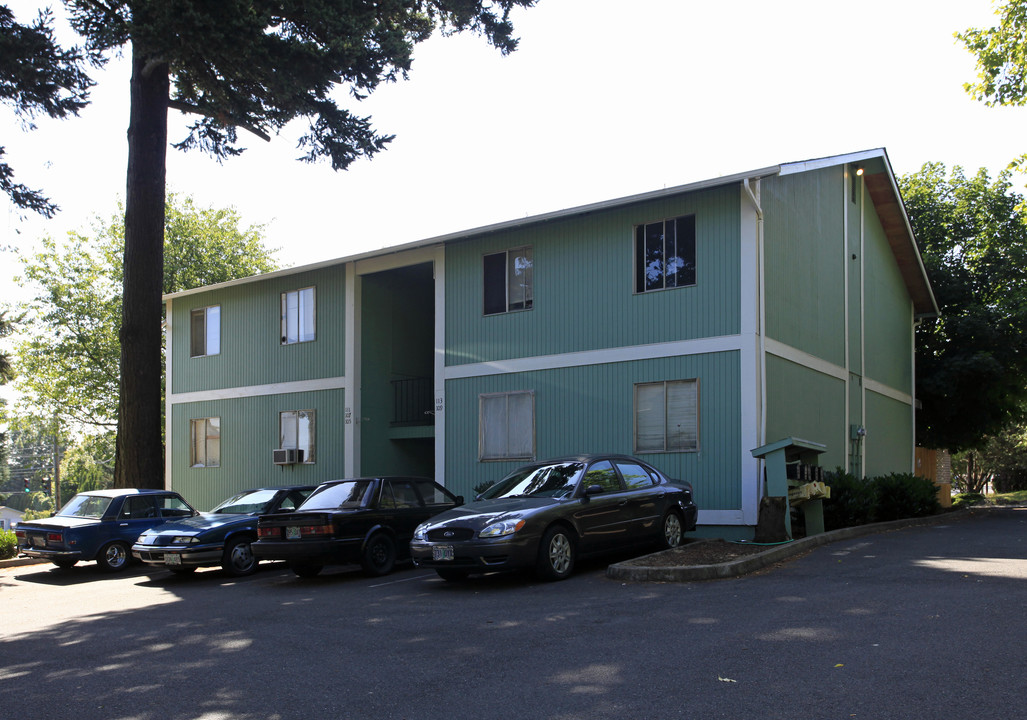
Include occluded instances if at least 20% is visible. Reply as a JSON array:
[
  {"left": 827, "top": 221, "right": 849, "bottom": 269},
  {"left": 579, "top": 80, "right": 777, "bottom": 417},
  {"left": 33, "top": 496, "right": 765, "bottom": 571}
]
[{"left": 164, "top": 148, "right": 937, "bottom": 536}]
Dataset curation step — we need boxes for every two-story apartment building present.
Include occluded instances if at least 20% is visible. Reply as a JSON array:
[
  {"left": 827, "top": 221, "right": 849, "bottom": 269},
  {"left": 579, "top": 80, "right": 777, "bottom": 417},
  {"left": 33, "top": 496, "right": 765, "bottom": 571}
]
[{"left": 164, "top": 148, "right": 937, "bottom": 537}]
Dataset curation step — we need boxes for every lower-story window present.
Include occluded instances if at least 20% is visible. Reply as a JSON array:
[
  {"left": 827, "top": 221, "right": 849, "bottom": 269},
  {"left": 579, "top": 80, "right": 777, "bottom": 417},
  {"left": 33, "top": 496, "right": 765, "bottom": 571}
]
[
  {"left": 634, "top": 379, "right": 698, "bottom": 452},
  {"left": 190, "top": 417, "right": 221, "bottom": 468},
  {"left": 280, "top": 410, "right": 316, "bottom": 463},
  {"left": 479, "top": 390, "right": 534, "bottom": 461}
]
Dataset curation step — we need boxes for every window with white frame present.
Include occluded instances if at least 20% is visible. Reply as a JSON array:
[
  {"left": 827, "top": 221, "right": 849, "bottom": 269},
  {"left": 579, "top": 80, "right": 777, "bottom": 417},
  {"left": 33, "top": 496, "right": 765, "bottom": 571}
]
[
  {"left": 280, "top": 410, "right": 316, "bottom": 463},
  {"left": 479, "top": 391, "right": 534, "bottom": 461},
  {"left": 281, "top": 287, "right": 315, "bottom": 344},
  {"left": 483, "top": 247, "right": 533, "bottom": 315},
  {"left": 634, "top": 215, "right": 696, "bottom": 293},
  {"left": 190, "top": 417, "right": 221, "bottom": 468},
  {"left": 190, "top": 306, "right": 220, "bottom": 357},
  {"left": 634, "top": 380, "right": 698, "bottom": 452}
]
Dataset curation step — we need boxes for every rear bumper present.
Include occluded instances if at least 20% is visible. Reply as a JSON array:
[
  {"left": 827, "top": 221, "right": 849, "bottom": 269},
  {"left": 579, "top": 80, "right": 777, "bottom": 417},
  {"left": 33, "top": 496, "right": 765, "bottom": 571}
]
[
  {"left": 19, "top": 548, "right": 84, "bottom": 562},
  {"left": 251, "top": 538, "right": 360, "bottom": 565}
]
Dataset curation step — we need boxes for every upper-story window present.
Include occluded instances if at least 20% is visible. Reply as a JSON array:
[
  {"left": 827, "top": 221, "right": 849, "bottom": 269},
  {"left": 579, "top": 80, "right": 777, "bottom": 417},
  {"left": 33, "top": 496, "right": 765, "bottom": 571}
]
[
  {"left": 634, "top": 215, "right": 696, "bottom": 293},
  {"left": 484, "top": 247, "right": 533, "bottom": 315},
  {"left": 190, "top": 306, "right": 220, "bottom": 357},
  {"left": 281, "top": 287, "right": 315, "bottom": 344}
]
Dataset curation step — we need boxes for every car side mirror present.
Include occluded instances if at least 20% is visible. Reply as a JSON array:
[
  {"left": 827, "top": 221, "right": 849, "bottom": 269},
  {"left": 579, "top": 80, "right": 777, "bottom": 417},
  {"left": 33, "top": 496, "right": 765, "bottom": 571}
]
[
  {"left": 585, "top": 484, "right": 604, "bottom": 496},
  {"left": 455, "top": 495, "right": 465, "bottom": 506}
]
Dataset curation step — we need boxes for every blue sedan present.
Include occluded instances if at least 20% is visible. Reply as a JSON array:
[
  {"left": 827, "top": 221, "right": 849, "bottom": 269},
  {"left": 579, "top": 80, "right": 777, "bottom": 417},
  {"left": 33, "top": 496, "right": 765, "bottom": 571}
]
[
  {"left": 132, "top": 485, "right": 314, "bottom": 576},
  {"left": 14, "top": 489, "right": 197, "bottom": 572}
]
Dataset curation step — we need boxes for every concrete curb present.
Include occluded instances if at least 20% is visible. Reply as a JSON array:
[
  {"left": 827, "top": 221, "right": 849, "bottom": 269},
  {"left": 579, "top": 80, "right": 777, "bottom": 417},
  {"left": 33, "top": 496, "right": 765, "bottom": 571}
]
[
  {"left": 607, "top": 508, "right": 974, "bottom": 583},
  {"left": 0, "top": 556, "right": 49, "bottom": 569}
]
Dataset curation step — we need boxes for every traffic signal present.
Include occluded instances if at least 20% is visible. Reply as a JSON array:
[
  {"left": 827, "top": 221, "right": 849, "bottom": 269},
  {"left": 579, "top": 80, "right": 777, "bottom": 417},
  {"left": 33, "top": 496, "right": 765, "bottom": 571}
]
[{"left": 23, "top": 478, "right": 29, "bottom": 493}]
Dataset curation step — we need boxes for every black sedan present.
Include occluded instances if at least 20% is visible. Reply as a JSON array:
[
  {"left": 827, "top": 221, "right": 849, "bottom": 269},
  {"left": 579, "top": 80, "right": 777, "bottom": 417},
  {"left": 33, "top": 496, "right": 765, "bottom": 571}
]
[
  {"left": 131, "top": 485, "right": 315, "bottom": 576},
  {"left": 410, "top": 454, "right": 698, "bottom": 582},
  {"left": 252, "top": 476, "right": 462, "bottom": 578}
]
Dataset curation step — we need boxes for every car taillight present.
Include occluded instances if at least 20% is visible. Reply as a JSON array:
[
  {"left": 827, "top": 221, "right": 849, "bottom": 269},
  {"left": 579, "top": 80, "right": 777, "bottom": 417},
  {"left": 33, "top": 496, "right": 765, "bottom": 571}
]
[
  {"left": 257, "top": 527, "right": 281, "bottom": 539},
  {"left": 14, "top": 530, "right": 25, "bottom": 540},
  {"left": 47, "top": 532, "right": 63, "bottom": 543},
  {"left": 299, "top": 524, "right": 331, "bottom": 536}
]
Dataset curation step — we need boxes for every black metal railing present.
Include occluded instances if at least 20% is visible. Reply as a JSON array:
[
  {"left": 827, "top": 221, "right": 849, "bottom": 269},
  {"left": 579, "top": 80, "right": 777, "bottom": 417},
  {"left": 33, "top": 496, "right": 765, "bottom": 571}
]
[{"left": 391, "top": 377, "right": 433, "bottom": 426}]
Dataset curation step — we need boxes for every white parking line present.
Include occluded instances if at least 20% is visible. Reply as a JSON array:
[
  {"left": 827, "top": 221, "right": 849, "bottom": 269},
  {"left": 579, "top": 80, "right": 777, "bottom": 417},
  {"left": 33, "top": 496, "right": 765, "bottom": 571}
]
[{"left": 368, "top": 572, "right": 438, "bottom": 588}]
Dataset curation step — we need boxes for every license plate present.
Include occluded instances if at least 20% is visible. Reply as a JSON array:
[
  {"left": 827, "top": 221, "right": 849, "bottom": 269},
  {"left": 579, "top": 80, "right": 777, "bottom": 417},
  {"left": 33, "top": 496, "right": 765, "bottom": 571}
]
[
  {"left": 31, "top": 536, "right": 44, "bottom": 547},
  {"left": 163, "top": 552, "right": 181, "bottom": 565},
  {"left": 432, "top": 545, "right": 454, "bottom": 561},
  {"left": 286, "top": 526, "right": 301, "bottom": 540}
]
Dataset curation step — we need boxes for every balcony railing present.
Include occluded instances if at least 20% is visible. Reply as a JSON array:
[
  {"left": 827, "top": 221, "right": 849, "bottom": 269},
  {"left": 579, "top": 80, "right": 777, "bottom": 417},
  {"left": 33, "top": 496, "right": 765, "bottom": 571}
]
[{"left": 391, "top": 377, "right": 433, "bottom": 426}]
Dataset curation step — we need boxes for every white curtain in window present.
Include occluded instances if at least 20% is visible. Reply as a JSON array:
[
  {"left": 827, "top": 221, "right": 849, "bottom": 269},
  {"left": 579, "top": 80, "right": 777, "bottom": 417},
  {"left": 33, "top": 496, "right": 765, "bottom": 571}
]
[
  {"left": 635, "top": 384, "right": 666, "bottom": 452},
  {"left": 666, "top": 381, "right": 697, "bottom": 450},
  {"left": 283, "top": 292, "right": 298, "bottom": 344},
  {"left": 507, "top": 392, "right": 533, "bottom": 457},
  {"left": 481, "top": 395, "right": 506, "bottom": 459},
  {"left": 298, "top": 287, "right": 315, "bottom": 342},
  {"left": 206, "top": 306, "right": 220, "bottom": 355},
  {"left": 206, "top": 417, "right": 221, "bottom": 466}
]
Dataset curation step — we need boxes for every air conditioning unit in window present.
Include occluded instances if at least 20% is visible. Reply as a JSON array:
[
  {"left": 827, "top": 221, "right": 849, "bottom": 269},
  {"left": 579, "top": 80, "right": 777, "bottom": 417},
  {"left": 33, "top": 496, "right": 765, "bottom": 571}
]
[{"left": 272, "top": 448, "right": 303, "bottom": 465}]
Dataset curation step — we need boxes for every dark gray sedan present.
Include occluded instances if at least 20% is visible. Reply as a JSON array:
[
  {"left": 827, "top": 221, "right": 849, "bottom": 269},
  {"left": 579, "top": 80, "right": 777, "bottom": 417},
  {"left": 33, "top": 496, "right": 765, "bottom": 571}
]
[{"left": 410, "top": 454, "right": 698, "bottom": 582}]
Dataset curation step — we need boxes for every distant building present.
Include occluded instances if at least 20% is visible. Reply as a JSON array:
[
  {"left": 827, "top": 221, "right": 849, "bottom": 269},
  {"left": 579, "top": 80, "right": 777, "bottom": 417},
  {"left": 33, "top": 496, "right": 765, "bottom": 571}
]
[
  {"left": 163, "top": 148, "right": 937, "bottom": 535},
  {"left": 1, "top": 505, "right": 25, "bottom": 531}
]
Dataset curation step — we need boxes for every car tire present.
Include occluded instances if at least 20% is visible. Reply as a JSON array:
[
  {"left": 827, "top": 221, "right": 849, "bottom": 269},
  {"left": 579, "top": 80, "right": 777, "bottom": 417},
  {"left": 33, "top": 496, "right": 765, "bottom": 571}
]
[
  {"left": 660, "top": 510, "right": 685, "bottom": 549},
  {"left": 289, "top": 561, "right": 323, "bottom": 578},
  {"left": 221, "top": 537, "right": 258, "bottom": 577},
  {"left": 536, "top": 525, "right": 575, "bottom": 581},
  {"left": 360, "top": 532, "right": 396, "bottom": 577},
  {"left": 52, "top": 559, "right": 77, "bottom": 569},
  {"left": 436, "top": 568, "right": 470, "bottom": 582},
  {"left": 168, "top": 566, "right": 197, "bottom": 575},
  {"left": 95, "top": 541, "right": 130, "bottom": 572}
]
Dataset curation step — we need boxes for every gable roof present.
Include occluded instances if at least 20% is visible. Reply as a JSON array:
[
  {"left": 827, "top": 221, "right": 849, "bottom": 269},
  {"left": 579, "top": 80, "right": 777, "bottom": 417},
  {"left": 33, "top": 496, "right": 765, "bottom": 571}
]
[{"left": 164, "top": 148, "right": 937, "bottom": 317}]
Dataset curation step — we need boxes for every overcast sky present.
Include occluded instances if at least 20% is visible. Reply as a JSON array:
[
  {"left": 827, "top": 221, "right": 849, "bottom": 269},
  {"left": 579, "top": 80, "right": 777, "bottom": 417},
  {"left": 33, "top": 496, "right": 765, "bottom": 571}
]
[{"left": 3, "top": 0, "right": 1025, "bottom": 295}]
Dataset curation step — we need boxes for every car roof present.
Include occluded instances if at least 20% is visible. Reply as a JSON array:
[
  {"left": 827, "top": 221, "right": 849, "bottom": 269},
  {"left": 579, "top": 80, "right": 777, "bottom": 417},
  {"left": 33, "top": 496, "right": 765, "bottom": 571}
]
[
  {"left": 524, "top": 454, "right": 649, "bottom": 465},
  {"left": 316, "top": 476, "right": 433, "bottom": 485},
  {"left": 237, "top": 485, "right": 317, "bottom": 492}
]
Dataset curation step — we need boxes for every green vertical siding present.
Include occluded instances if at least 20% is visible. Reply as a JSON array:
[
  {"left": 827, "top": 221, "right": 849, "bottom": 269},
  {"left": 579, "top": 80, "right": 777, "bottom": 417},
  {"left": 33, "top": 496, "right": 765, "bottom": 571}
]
[
  {"left": 762, "top": 167, "right": 846, "bottom": 366},
  {"left": 170, "top": 265, "right": 347, "bottom": 394},
  {"left": 765, "top": 354, "right": 846, "bottom": 470},
  {"left": 170, "top": 389, "right": 347, "bottom": 510},
  {"left": 863, "top": 201, "right": 913, "bottom": 392},
  {"left": 444, "top": 351, "right": 741, "bottom": 511},
  {"left": 865, "top": 390, "right": 913, "bottom": 477},
  {"left": 445, "top": 185, "right": 741, "bottom": 366}
]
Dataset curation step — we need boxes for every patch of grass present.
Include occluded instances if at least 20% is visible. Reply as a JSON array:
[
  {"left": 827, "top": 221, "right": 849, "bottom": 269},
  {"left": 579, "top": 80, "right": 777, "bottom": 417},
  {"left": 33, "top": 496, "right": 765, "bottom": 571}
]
[{"left": 991, "top": 489, "right": 1027, "bottom": 505}]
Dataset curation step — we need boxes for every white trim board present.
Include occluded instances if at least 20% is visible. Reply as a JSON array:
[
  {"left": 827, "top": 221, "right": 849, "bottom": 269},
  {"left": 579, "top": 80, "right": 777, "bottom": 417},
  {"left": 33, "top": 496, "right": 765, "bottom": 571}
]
[
  {"left": 168, "top": 376, "right": 348, "bottom": 405},
  {"left": 444, "top": 335, "right": 746, "bottom": 380}
]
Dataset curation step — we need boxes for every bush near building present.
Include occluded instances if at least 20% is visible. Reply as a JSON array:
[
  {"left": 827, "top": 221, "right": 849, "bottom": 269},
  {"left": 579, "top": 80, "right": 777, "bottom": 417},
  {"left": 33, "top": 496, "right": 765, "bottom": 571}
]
[{"left": 824, "top": 471, "right": 941, "bottom": 531}]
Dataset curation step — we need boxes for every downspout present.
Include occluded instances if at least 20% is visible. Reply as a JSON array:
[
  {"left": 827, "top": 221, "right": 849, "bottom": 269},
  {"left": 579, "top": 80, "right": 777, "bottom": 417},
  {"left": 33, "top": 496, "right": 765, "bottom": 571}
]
[{"left": 742, "top": 178, "right": 766, "bottom": 450}]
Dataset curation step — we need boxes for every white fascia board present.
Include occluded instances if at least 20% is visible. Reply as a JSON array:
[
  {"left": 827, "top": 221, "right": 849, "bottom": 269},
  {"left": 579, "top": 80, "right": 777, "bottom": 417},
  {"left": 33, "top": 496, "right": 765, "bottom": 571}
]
[
  {"left": 162, "top": 166, "right": 782, "bottom": 303},
  {"left": 778, "top": 148, "right": 887, "bottom": 176}
]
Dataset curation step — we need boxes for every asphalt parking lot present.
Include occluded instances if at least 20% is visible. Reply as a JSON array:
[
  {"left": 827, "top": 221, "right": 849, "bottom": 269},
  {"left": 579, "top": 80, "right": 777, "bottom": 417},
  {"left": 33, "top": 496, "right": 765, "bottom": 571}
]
[{"left": 1, "top": 507, "right": 1025, "bottom": 720}]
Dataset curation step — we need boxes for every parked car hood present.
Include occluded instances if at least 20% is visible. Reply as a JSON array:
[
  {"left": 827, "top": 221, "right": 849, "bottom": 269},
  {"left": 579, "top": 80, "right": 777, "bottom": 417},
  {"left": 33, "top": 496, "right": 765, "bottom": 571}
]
[
  {"left": 144, "top": 512, "right": 248, "bottom": 535},
  {"left": 424, "top": 496, "right": 559, "bottom": 529}
]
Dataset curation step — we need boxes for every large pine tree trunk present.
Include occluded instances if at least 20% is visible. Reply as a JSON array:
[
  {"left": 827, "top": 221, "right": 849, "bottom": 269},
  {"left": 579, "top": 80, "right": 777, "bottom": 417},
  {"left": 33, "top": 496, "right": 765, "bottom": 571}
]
[{"left": 114, "top": 43, "right": 168, "bottom": 489}]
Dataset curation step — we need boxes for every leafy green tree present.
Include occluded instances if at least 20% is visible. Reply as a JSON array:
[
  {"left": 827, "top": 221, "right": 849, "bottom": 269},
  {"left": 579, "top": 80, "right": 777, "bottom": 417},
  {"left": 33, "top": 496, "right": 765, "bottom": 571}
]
[
  {"left": 60, "top": 432, "right": 115, "bottom": 498},
  {"left": 958, "top": 0, "right": 1027, "bottom": 108},
  {"left": 55, "top": 0, "right": 535, "bottom": 488},
  {"left": 900, "top": 163, "right": 1027, "bottom": 452},
  {"left": 9, "top": 193, "right": 278, "bottom": 430},
  {"left": 0, "top": 4, "right": 94, "bottom": 216},
  {"left": 0, "top": 308, "right": 15, "bottom": 385}
]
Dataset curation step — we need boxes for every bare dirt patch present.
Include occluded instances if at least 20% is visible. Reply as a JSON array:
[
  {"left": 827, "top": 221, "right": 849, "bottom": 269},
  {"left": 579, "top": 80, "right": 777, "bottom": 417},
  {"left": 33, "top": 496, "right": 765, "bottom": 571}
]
[{"left": 623, "top": 539, "right": 776, "bottom": 567}]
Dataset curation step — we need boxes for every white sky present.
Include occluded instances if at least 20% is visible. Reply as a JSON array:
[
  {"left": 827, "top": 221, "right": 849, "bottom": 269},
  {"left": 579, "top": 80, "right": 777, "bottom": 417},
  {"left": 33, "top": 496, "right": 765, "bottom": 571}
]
[{"left": 1, "top": 0, "right": 1024, "bottom": 295}]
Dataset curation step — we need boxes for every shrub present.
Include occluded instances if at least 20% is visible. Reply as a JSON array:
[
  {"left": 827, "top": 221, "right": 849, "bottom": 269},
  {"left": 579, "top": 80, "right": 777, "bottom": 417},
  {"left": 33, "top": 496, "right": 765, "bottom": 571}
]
[
  {"left": 823, "top": 469, "right": 876, "bottom": 530},
  {"left": 0, "top": 529, "right": 17, "bottom": 560},
  {"left": 871, "top": 473, "right": 941, "bottom": 521},
  {"left": 21, "top": 508, "right": 54, "bottom": 522}
]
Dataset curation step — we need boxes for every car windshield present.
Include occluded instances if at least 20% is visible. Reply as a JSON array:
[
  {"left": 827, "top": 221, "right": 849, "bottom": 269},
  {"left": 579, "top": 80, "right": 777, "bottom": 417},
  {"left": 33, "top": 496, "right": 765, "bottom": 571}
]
[
  {"left": 211, "top": 489, "right": 280, "bottom": 515},
  {"left": 57, "top": 494, "right": 113, "bottom": 519},
  {"left": 480, "top": 463, "right": 584, "bottom": 500},
  {"left": 299, "top": 481, "right": 373, "bottom": 510}
]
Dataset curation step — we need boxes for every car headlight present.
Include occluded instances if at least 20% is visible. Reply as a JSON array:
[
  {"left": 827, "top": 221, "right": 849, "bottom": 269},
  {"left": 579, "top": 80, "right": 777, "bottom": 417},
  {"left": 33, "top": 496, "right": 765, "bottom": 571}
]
[
  {"left": 479, "top": 518, "right": 525, "bottom": 538},
  {"left": 171, "top": 536, "right": 200, "bottom": 545},
  {"left": 413, "top": 524, "right": 428, "bottom": 542}
]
